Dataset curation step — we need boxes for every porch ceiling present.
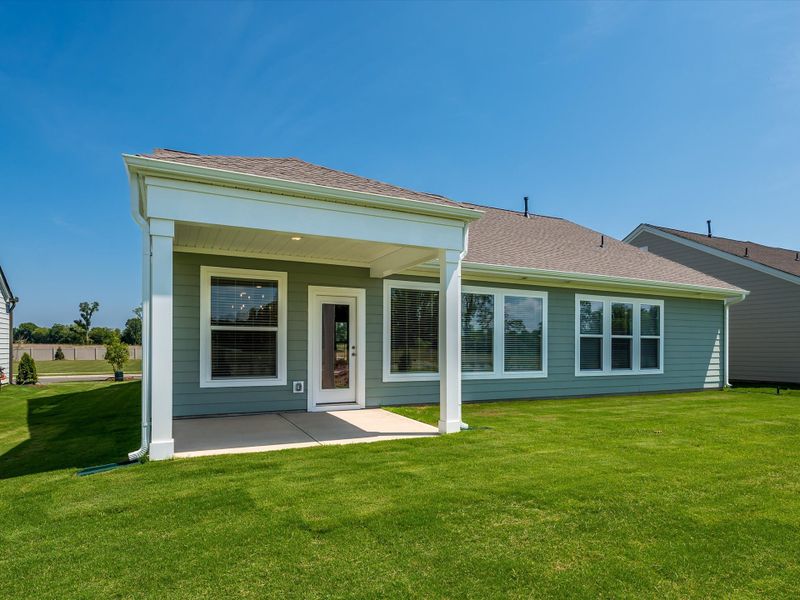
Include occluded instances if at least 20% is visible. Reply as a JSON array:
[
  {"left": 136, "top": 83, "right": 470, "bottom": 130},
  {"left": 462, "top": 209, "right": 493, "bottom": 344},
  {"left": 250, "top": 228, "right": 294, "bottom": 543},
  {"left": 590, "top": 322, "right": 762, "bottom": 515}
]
[{"left": 174, "top": 222, "right": 432, "bottom": 270}]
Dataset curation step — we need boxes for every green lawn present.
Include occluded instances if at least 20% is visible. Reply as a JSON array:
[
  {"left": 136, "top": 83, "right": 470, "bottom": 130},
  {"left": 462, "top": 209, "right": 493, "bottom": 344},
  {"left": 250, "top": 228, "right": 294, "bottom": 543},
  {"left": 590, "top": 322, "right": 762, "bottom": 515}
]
[
  {"left": 12, "top": 359, "right": 142, "bottom": 375},
  {"left": 1, "top": 382, "right": 799, "bottom": 598}
]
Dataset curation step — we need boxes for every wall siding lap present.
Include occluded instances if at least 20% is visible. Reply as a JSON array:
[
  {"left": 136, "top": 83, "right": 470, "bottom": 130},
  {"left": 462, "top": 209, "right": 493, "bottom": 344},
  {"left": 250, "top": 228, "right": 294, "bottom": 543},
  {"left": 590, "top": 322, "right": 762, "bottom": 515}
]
[
  {"left": 173, "top": 252, "right": 725, "bottom": 417},
  {"left": 0, "top": 298, "right": 9, "bottom": 376},
  {"left": 633, "top": 231, "right": 800, "bottom": 383}
]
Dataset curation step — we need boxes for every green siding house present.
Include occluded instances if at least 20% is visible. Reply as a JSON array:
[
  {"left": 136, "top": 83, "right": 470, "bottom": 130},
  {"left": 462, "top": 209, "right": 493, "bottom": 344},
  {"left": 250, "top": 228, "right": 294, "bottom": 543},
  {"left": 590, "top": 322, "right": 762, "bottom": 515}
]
[{"left": 125, "top": 149, "right": 747, "bottom": 460}]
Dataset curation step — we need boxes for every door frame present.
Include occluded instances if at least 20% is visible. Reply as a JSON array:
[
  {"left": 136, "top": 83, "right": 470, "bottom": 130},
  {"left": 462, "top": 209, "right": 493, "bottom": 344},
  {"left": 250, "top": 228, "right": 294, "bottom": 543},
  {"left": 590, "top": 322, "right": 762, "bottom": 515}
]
[{"left": 307, "top": 286, "right": 367, "bottom": 412}]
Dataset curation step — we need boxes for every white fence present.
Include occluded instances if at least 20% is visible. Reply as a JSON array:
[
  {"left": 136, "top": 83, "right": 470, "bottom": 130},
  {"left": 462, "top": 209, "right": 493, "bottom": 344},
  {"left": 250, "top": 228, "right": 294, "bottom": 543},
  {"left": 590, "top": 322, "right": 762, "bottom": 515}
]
[{"left": 13, "top": 344, "right": 142, "bottom": 362}]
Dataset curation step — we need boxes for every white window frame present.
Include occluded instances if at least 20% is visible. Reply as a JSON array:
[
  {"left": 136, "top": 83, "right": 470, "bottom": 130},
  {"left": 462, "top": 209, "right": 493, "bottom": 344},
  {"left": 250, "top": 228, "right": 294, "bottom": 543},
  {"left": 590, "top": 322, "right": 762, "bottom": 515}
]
[
  {"left": 574, "top": 294, "right": 664, "bottom": 377},
  {"left": 382, "top": 280, "right": 548, "bottom": 382},
  {"left": 200, "top": 266, "right": 288, "bottom": 388}
]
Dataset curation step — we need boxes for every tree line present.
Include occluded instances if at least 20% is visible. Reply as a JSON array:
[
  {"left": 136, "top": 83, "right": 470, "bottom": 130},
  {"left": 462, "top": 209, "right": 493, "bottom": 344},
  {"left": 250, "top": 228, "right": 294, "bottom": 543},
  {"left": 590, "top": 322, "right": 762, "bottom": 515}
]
[{"left": 13, "top": 302, "right": 142, "bottom": 345}]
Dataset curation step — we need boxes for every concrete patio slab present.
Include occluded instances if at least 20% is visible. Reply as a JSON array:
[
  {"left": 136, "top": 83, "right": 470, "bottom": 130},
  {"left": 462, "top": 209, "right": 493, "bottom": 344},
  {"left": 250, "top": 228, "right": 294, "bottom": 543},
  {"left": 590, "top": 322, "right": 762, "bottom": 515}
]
[{"left": 173, "top": 409, "right": 438, "bottom": 458}]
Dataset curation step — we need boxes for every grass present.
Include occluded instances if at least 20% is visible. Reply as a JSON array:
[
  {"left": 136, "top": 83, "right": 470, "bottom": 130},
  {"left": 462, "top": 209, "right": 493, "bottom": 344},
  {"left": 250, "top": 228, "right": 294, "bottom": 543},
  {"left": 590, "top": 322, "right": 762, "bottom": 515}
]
[
  {"left": 12, "top": 359, "right": 142, "bottom": 375},
  {"left": 0, "top": 382, "right": 799, "bottom": 598}
]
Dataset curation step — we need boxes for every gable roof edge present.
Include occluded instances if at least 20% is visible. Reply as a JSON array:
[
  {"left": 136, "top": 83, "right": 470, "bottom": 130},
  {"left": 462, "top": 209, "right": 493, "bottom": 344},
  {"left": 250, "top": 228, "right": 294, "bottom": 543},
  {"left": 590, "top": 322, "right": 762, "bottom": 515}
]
[
  {"left": 625, "top": 224, "right": 800, "bottom": 286},
  {"left": 123, "top": 154, "right": 482, "bottom": 223}
]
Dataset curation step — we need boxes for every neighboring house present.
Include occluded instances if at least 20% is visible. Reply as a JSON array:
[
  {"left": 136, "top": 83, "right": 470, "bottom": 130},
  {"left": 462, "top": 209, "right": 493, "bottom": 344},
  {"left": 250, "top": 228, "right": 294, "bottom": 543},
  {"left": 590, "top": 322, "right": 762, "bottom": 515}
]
[
  {"left": 124, "top": 149, "right": 746, "bottom": 460},
  {"left": 626, "top": 224, "right": 799, "bottom": 385},
  {"left": 0, "top": 266, "right": 17, "bottom": 386}
]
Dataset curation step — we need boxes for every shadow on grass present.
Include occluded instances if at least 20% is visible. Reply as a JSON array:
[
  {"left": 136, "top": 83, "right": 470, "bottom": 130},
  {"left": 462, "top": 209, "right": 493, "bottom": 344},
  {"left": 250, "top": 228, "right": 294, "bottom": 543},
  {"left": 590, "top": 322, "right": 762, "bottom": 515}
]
[{"left": 0, "top": 382, "right": 140, "bottom": 479}]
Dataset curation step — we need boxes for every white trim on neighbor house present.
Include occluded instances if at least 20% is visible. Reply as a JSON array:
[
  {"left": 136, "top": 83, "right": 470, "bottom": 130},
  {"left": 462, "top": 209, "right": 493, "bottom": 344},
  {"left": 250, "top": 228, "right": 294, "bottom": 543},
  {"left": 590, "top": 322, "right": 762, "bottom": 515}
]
[
  {"left": 625, "top": 224, "right": 800, "bottom": 286},
  {"left": 574, "top": 294, "right": 665, "bottom": 377},
  {"left": 382, "top": 280, "right": 549, "bottom": 382},
  {"left": 199, "top": 266, "right": 288, "bottom": 388},
  {"left": 306, "top": 286, "right": 367, "bottom": 412}
]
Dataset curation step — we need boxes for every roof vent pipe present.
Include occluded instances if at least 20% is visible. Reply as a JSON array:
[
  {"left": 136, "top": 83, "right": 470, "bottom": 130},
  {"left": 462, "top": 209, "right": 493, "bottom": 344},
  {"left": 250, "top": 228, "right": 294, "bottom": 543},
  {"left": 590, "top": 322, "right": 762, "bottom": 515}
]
[
  {"left": 707, "top": 220, "right": 712, "bottom": 237},
  {"left": 524, "top": 196, "right": 529, "bottom": 218},
  {"left": 796, "top": 252, "right": 799, "bottom": 261},
  {"left": 744, "top": 246, "right": 749, "bottom": 257},
  {"left": 600, "top": 234, "right": 605, "bottom": 248}
]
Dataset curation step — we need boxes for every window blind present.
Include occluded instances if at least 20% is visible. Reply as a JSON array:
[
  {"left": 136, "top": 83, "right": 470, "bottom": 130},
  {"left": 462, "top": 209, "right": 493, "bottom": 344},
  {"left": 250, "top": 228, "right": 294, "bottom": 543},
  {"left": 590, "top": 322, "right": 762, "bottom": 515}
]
[
  {"left": 462, "top": 293, "right": 494, "bottom": 372},
  {"left": 210, "top": 277, "right": 279, "bottom": 379},
  {"left": 579, "top": 300, "right": 603, "bottom": 370},
  {"left": 640, "top": 304, "right": 661, "bottom": 369},
  {"left": 504, "top": 296, "right": 543, "bottom": 372},
  {"left": 390, "top": 288, "right": 438, "bottom": 374},
  {"left": 611, "top": 302, "right": 633, "bottom": 370}
]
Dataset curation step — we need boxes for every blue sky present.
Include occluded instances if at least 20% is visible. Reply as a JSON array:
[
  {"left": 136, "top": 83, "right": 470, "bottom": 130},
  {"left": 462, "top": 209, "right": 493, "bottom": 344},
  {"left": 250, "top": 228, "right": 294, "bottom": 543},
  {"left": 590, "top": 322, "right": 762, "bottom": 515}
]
[{"left": 1, "top": 1, "right": 799, "bottom": 327}]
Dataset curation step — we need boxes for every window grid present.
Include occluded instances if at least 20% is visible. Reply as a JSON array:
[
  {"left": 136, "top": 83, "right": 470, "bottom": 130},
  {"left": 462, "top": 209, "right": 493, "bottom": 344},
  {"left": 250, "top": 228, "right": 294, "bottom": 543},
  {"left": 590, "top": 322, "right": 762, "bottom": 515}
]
[{"left": 575, "top": 295, "right": 663, "bottom": 377}]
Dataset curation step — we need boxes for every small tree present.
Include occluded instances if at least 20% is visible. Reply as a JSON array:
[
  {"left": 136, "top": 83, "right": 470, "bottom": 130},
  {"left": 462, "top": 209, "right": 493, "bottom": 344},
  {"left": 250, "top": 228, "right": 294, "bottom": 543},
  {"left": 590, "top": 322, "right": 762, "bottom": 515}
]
[
  {"left": 105, "top": 336, "right": 129, "bottom": 379},
  {"left": 73, "top": 301, "right": 100, "bottom": 344},
  {"left": 54, "top": 347, "right": 65, "bottom": 360},
  {"left": 16, "top": 353, "right": 38, "bottom": 385},
  {"left": 121, "top": 306, "right": 143, "bottom": 345}
]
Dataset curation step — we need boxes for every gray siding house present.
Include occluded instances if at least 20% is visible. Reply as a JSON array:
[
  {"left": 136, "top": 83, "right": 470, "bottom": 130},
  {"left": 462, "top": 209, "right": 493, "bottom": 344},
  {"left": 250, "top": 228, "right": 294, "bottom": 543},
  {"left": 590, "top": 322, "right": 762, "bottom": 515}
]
[
  {"left": 0, "top": 266, "right": 16, "bottom": 386},
  {"left": 626, "top": 224, "right": 800, "bottom": 385},
  {"left": 125, "top": 150, "right": 746, "bottom": 460}
]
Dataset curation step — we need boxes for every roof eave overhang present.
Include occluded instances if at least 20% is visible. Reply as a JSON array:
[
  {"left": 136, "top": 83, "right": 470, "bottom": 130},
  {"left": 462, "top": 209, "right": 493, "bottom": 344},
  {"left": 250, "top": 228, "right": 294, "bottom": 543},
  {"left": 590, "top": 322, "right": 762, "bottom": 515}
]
[
  {"left": 123, "top": 154, "right": 483, "bottom": 223},
  {"left": 625, "top": 224, "right": 800, "bottom": 286},
  {"left": 406, "top": 260, "right": 749, "bottom": 301}
]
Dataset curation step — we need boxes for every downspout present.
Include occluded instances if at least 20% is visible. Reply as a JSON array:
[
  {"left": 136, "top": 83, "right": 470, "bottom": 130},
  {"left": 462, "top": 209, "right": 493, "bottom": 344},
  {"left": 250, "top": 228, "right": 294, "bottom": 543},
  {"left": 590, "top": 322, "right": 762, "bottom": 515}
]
[
  {"left": 128, "top": 170, "right": 152, "bottom": 461},
  {"left": 7, "top": 295, "right": 18, "bottom": 385},
  {"left": 723, "top": 295, "right": 747, "bottom": 387}
]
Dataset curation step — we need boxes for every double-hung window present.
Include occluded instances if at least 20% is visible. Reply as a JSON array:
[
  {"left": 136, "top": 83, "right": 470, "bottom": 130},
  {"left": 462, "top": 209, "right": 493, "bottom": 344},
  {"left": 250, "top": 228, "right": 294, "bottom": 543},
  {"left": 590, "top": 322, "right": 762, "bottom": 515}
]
[
  {"left": 383, "top": 281, "right": 547, "bottom": 381},
  {"left": 200, "top": 266, "right": 287, "bottom": 387},
  {"left": 575, "top": 294, "right": 663, "bottom": 376}
]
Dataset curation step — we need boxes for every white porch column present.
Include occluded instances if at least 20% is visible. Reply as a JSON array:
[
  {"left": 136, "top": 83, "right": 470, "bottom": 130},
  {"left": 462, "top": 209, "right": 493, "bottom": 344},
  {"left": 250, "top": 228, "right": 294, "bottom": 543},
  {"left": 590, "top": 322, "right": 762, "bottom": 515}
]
[
  {"left": 148, "top": 218, "right": 175, "bottom": 460},
  {"left": 438, "top": 249, "right": 463, "bottom": 434}
]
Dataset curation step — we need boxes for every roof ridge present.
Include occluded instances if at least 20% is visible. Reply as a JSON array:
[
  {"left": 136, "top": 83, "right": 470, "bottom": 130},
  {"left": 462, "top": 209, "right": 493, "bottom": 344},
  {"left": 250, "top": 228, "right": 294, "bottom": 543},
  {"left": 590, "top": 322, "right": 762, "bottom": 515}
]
[
  {"left": 654, "top": 224, "right": 798, "bottom": 253},
  {"left": 462, "top": 201, "right": 565, "bottom": 221}
]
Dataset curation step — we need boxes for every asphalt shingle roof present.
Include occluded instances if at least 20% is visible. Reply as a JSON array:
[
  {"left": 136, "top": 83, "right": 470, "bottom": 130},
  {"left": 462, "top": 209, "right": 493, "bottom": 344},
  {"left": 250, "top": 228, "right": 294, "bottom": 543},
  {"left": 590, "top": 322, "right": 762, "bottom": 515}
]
[
  {"left": 650, "top": 225, "right": 800, "bottom": 279},
  {"left": 465, "top": 206, "right": 741, "bottom": 290},
  {"left": 138, "top": 150, "right": 744, "bottom": 292},
  {"left": 140, "top": 149, "right": 465, "bottom": 208}
]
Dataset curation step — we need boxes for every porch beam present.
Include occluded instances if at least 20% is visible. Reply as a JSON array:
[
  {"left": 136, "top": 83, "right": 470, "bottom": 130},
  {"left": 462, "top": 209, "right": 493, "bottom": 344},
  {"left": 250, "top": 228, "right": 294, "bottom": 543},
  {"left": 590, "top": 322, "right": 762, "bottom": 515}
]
[
  {"left": 438, "top": 249, "right": 463, "bottom": 434},
  {"left": 148, "top": 217, "right": 175, "bottom": 460},
  {"left": 369, "top": 247, "right": 438, "bottom": 278}
]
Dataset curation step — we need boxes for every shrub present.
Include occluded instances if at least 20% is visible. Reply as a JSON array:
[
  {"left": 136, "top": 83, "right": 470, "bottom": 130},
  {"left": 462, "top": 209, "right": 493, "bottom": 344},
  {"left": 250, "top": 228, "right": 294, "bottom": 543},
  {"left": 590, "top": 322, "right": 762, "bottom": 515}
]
[
  {"left": 16, "top": 353, "right": 38, "bottom": 385},
  {"left": 105, "top": 338, "right": 129, "bottom": 373},
  {"left": 54, "top": 347, "right": 65, "bottom": 360}
]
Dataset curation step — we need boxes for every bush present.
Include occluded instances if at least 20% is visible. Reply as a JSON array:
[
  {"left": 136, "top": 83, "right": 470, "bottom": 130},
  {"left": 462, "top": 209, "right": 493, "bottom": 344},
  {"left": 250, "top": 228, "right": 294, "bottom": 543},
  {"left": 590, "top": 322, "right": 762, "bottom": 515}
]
[
  {"left": 54, "top": 347, "right": 65, "bottom": 360},
  {"left": 105, "top": 338, "right": 129, "bottom": 373},
  {"left": 16, "top": 353, "right": 38, "bottom": 385}
]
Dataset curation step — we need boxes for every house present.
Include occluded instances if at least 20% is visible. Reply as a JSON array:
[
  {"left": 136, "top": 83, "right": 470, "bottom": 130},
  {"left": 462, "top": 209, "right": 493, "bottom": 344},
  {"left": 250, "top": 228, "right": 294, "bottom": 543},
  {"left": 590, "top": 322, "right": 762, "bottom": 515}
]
[
  {"left": 124, "top": 149, "right": 747, "bottom": 460},
  {"left": 626, "top": 223, "right": 800, "bottom": 384},
  {"left": 0, "top": 266, "right": 17, "bottom": 386}
]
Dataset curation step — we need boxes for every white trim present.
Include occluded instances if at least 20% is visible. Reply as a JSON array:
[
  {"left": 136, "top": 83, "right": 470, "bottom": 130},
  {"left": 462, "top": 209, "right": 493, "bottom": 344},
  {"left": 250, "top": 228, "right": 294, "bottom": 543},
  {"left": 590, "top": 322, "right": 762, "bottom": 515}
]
[
  {"left": 175, "top": 246, "right": 373, "bottom": 268},
  {"left": 382, "top": 280, "right": 549, "bottom": 382},
  {"left": 306, "top": 286, "right": 367, "bottom": 412},
  {"left": 574, "top": 294, "right": 664, "bottom": 377},
  {"left": 199, "top": 266, "right": 288, "bottom": 388},
  {"left": 625, "top": 224, "right": 800, "bottom": 287},
  {"left": 403, "top": 260, "right": 748, "bottom": 301}
]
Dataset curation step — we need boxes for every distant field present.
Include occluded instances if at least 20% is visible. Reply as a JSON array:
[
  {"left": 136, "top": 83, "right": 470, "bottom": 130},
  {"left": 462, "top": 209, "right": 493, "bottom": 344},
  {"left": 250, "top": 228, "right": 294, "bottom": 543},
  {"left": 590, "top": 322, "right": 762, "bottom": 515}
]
[{"left": 11, "top": 359, "right": 142, "bottom": 375}]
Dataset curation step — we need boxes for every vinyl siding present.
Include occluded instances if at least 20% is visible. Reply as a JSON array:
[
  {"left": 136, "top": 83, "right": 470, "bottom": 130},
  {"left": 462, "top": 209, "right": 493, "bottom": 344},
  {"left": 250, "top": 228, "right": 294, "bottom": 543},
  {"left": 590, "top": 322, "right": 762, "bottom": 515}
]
[
  {"left": 0, "top": 298, "right": 10, "bottom": 376},
  {"left": 631, "top": 231, "right": 800, "bottom": 384},
  {"left": 173, "top": 251, "right": 724, "bottom": 416}
]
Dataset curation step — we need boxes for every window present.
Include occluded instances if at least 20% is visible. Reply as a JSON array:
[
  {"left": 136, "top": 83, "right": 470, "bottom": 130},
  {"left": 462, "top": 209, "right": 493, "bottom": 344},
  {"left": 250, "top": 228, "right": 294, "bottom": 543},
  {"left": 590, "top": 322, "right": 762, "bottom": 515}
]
[
  {"left": 200, "top": 267, "right": 287, "bottom": 387},
  {"left": 462, "top": 293, "right": 494, "bottom": 373},
  {"left": 578, "top": 300, "right": 603, "bottom": 371},
  {"left": 383, "top": 281, "right": 547, "bottom": 381},
  {"left": 504, "top": 295, "right": 544, "bottom": 372},
  {"left": 575, "top": 295, "right": 664, "bottom": 376},
  {"left": 389, "top": 286, "right": 439, "bottom": 376}
]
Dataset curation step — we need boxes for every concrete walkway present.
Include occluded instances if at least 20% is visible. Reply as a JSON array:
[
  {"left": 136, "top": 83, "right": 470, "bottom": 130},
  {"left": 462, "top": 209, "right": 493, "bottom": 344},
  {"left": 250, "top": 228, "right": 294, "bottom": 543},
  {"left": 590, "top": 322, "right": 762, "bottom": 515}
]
[{"left": 173, "top": 409, "right": 438, "bottom": 458}]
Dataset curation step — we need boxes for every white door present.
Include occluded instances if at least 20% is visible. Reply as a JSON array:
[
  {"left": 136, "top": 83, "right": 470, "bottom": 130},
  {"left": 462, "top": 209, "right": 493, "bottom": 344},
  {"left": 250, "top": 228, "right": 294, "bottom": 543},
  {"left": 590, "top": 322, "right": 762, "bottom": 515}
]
[{"left": 308, "top": 288, "right": 365, "bottom": 410}]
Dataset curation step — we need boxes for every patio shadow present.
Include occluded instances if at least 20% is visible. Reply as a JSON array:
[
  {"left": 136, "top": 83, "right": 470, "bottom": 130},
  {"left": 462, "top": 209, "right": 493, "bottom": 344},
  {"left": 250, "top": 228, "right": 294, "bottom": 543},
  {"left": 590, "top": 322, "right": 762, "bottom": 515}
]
[{"left": 0, "top": 383, "right": 140, "bottom": 479}]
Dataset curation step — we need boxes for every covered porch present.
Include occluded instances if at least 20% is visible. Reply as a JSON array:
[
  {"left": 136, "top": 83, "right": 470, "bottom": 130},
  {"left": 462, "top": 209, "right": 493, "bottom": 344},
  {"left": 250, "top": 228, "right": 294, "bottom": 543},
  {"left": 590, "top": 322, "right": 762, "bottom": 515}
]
[
  {"left": 173, "top": 408, "right": 438, "bottom": 458},
  {"left": 126, "top": 154, "right": 481, "bottom": 460}
]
